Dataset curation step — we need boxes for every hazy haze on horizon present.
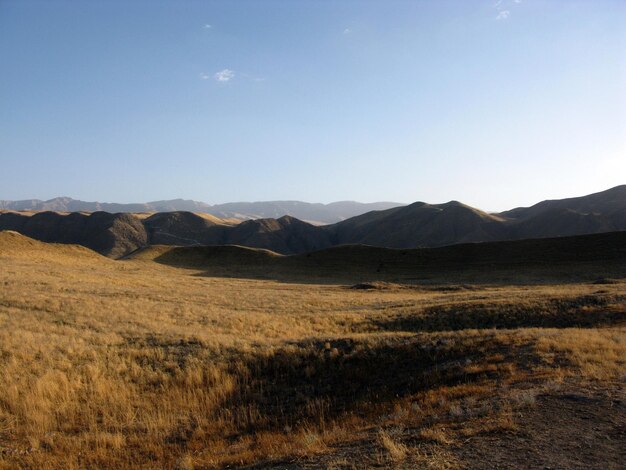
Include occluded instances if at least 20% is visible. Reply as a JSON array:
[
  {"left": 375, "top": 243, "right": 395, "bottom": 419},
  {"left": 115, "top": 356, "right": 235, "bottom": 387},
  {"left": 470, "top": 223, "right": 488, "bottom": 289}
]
[{"left": 1, "top": 0, "right": 624, "bottom": 211}]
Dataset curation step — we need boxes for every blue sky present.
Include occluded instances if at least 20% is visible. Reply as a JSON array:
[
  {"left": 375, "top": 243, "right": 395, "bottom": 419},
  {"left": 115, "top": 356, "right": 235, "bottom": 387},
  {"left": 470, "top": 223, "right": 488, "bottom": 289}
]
[{"left": 1, "top": 0, "right": 624, "bottom": 211}]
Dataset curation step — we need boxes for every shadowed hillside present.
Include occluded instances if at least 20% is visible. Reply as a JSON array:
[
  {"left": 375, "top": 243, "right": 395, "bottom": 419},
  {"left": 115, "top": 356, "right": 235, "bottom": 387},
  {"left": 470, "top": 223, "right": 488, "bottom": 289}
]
[
  {"left": 325, "top": 185, "right": 626, "bottom": 248},
  {"left": 130, "top": 244, "right": 281, "bottom": 267},
  {"left": 143, "top": 213, "right": 333, "bottom": 254},
  {"left": 1, "top": 185, "right": 624, "bottom": 257},
  {"left": 500, "top": 185, "right": 626, "bottom": 220},
  {"left": 0, "top": 230, "right": 108, "bottom": 263},
  {"left": 143, "top": 211, "right": 231, "bottom": 246},
  {"left": 129, "top": 231, "right": 626, "bottom": 284},
  {"left": 498, "top": 186, "right": 626, "bottom": 239},
  {"left": 224, "top": 215, "right": 333, "bottom": 254},
  {"left": 0, "top": 211, "right": 147, "bottom": 258},
  {"left": 327, "top": 200, "right": 510, "bottom": 248}
]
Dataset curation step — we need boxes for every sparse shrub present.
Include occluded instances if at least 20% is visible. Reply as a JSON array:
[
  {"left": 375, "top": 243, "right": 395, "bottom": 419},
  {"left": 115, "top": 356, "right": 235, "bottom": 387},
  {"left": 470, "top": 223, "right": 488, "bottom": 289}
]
[
  {"left": 378, "top": 429, "right": 408, "bottom": 462},
  {"left": 418, "top": 427, "right": 453, "bottom": 445},
  {"left": 174, "top": 454, "right": 194, "bottom": 470},
  {"left": 509, "top": 389, "right": 538, "bottom": 408},
  {"left": 448, "top": 403, "right": 464, "bottom": 419}
]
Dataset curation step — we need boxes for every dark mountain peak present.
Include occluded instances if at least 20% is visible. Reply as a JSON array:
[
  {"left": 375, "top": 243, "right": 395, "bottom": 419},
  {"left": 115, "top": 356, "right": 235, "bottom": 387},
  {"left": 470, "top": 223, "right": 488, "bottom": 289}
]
[
  {"left": 405, "top": 201, "right": 428, "bottom": 209},
  {"left": 146, "top": 211, "right": 208, "bottom": 223},
  {"left": 438, "top": 200, "right": 465, "bottom": 208},
  {"left": 143, "top": 211, "right": 228, "bottom": 247},
  {"left": 238, "top": 214, "right": 315, "bottom": 230},
  {"left": 236, "top": 217, "right": 282, "bottom": 232},
  {"left": 276, "top": 214, "right": 310, "bottom": 225}
]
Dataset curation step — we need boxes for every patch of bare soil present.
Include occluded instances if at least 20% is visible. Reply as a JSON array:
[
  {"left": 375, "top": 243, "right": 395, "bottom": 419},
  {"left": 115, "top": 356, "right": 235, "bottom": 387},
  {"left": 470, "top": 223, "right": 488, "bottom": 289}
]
[
  {"left": 452, "top": 385, "right": 626, "bottom": 469},
  {"left": 246, "top": 385, "right": 625, "bottom": 469}
]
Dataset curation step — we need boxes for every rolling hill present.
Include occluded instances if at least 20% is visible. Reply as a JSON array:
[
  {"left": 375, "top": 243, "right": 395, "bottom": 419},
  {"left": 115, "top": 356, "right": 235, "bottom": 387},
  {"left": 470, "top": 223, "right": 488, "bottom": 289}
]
[
  {"left": 143, "top": 211, "right": 230, "bottom": 246},
  {"left": 0, "top": 230, "right": 108, "bottom": 263},
  {"left": 0, "top": 211, "right": 147, "bottom": 258},
  {"left": 500, "top": 185, "right": 626, "bottom": 220},
  {"left": 328, "top": 185, "right": 626, "bottom": 248},
  {"left": 127, "top": 231, "right": 626, "bottom": 283},
  {"left": 328, "top": 200, "right": 510, "bottom": 247},
  {"left": 498, "top": 185, "right": 626, "bottom": 239},
  {"left": 0, "top": 185, "right": 624, "bottom": 258}
]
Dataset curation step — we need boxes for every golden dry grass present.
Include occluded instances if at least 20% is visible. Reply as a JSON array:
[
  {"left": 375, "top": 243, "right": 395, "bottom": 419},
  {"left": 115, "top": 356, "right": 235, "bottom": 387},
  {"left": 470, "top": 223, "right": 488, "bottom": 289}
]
[
  {"left": 0, "top": 232, "right": 624, "bottom": 468},
  {"left": 377, "top": 429, "right": 408, "bottom": 463}
]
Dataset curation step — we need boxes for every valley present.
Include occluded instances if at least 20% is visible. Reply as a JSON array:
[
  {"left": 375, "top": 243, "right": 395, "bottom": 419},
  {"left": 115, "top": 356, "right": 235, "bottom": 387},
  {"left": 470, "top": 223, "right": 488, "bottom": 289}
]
[{"left": 0, "top": 230, "right": 624, "bottom": 468}]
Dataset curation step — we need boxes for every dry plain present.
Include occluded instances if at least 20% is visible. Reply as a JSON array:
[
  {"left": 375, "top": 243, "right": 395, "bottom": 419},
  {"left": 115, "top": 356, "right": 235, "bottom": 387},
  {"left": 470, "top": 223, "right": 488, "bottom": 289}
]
[{"left": 0, "top": 230, "right": 625, "bottom": 469}]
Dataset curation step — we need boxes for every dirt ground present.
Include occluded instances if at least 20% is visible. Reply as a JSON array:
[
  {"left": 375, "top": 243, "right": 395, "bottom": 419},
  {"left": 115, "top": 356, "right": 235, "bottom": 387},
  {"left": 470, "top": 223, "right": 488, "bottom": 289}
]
[
  {"left": 452, "top": 385, "right": 626, "bottom": 469},
  {"left": 248, "top": 384, "right": 626, "bottom": 469}
]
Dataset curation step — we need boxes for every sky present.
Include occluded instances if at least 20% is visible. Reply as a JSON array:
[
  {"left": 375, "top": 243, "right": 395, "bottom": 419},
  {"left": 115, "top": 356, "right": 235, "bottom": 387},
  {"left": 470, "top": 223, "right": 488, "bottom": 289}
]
[{"left": 1, "top": 0, "right": 625, "bottom": 211}]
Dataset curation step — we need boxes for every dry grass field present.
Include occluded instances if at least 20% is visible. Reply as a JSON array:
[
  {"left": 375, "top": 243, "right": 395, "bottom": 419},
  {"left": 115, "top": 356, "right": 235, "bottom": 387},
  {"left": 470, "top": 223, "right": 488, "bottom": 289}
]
[{"left": 0, "top": 231, "right": 624, "bottom": 469}]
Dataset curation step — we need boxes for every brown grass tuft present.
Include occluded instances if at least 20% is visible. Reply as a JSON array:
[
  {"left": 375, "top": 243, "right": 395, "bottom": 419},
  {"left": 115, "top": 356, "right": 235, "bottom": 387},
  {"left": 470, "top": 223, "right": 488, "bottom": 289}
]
[{"left": 378, "top": 429, "right": 409, "bottom": 463}]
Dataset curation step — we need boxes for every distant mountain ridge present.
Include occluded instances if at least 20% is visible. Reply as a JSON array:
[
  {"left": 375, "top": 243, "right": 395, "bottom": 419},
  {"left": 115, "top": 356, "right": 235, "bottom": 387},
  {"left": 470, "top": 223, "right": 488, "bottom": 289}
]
[
  {"left": 0, "top": 197, "right": 402, "bottom": 224},
  {"left": 0, "top": 185, "right": 624, "bottom": 258}
]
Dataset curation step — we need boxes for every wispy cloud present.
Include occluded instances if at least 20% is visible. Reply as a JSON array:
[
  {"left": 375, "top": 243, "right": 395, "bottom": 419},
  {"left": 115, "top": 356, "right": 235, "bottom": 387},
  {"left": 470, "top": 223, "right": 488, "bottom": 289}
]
[
  {"left": 214, "top": 69, "right": 235, "bottom": 82},
  {"left": 493, "top": 0, "right": 523, "bottom": 20},
  {"left": 343, "top": 28, "right": 352, "bottom": 35},
  {"left": 496, "top": 10, "right": 510, "bottom": 20},
  {"left": 200, "top": 73, "right": 211, "bottom": 80},
  {"left": 203, "top": 24, "right": 212, "bottom": 29}
]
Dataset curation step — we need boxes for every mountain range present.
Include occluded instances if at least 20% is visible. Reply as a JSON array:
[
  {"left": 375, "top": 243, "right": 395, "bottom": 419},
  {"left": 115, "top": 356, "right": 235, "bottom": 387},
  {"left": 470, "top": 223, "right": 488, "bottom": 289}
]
[
  {"left": 0, "top": 198, "right": 402, "bottom": 224},
  {"left": 0, "top": 185, "right": 624, "bottom": 258}
]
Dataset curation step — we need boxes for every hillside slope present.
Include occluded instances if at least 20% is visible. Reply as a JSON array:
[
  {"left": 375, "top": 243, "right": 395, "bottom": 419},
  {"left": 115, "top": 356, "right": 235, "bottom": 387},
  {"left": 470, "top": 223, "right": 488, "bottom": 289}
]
[
  {"left": 1, "top": 185, "right": 624, "bottom": 256},
  {"left": 500, "top": 185, "right": 626, "bottom": 220},
  {"left": 0, "top": 211, "right": 148, "bottom": 258},
  {"left": 133, "top": 231, "right": 626, "bottom": 283},
  {"left": 327, "top": 201, "right": 510, "bottom": 248},
  {"left": 222, "top": 215, "right": 332, "bottom": 254},
  {"left": 0, "top": 230, "right": 108, "bottom": 263},
  {"left": 143, "top": 211, "right": 230, "bottom": 246},
  {"left": 499, "top": 185, "right": 626, "bottom": 239}
]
